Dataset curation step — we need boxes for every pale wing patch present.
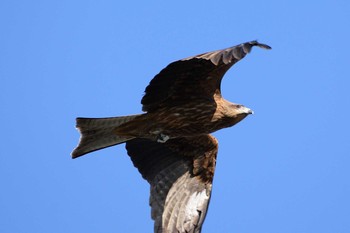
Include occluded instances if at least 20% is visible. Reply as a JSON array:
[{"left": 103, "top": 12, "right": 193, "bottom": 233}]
[{"left": 162, "top": 172, "right": 212, "bottom": 233}]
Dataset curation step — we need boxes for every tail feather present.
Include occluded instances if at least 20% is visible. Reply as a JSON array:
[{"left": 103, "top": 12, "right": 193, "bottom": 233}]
[{"left": 71, "top": 114, "right": 141, "bottom": 158}]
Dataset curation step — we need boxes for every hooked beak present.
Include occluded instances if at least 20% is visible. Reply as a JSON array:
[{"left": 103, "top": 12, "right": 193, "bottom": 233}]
[{"left": 241, "top": 106, "right": 254, "bottom": 115}]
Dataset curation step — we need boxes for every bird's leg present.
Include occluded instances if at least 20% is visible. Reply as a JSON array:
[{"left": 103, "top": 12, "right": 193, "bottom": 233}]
[
  {"left": 156, "top": 133, "right": 170, "bottom": 143},
  {"left": 149, "top": 128, "right": 170, "bottom": 143}
]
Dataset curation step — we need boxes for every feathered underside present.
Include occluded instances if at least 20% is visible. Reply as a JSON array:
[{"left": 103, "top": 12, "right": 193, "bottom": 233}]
[
  {"left": 126, "top": 135, "right": 218, "bottom": 233},
  {"left": 72, "top": 40, "right": 271, "bottom": 233},
  {"left": 141, "top": 40, "right": 271, "bottom": 112}
]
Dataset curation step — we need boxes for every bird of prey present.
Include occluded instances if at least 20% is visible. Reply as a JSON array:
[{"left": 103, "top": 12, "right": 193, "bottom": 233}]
[{"left": 72, "top": 40, "right": 271, "bottom": 233}]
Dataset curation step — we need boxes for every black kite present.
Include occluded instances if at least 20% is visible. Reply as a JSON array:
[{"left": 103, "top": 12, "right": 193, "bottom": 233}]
[{"left": 72, "top": 41, "right": 271, "bottom": 233}]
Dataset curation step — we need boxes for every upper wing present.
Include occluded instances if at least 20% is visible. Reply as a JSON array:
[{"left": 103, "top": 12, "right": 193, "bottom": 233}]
[
  {"left": 141, "top": 40, "right": 271, "bottom": 112},
  {"left": 125, "top": 135, "right": 218, "bottom": 233}
]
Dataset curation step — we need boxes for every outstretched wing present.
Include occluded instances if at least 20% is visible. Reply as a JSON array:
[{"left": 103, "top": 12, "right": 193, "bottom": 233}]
[
  {"left": 141, "top": 40, "right": 271, "bottom": 112},
  {"left": 125, "top": 135, "right": 218, "bottom": 233}
]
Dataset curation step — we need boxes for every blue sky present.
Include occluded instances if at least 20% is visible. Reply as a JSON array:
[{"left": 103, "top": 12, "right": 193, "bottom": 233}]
[{"left": 1, "top": 1, "right": 349, "bottom": 233}]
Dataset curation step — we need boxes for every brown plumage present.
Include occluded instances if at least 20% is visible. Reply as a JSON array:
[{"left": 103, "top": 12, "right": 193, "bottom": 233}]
[
  {"left": 72, "top": 40, "right": 271, "bottom": 233},
  {"left": 126, "top": 135, "right": 218, "bottom": 233}
]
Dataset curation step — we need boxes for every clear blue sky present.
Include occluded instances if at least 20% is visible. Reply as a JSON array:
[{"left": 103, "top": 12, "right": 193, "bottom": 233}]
[{"left": 1, "top": 1, "right": 349, "bottom": 233}]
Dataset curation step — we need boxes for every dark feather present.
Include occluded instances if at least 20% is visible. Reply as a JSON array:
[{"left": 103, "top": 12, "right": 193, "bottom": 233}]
[
  {"left": 126, "top": 135, "right": 218, "bottom": 233},
  {"left": 141, "top": 40, "right": 271, "bottom": 112}
]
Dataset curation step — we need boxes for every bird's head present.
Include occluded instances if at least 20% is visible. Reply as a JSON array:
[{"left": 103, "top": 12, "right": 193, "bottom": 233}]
[{"left": 221, "top": 101, "right": 253, "bottom": 127}]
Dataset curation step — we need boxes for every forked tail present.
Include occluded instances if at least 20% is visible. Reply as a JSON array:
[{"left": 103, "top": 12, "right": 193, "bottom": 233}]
[{"left": 71, "top": 114, "right": 142, "bottom": 158}]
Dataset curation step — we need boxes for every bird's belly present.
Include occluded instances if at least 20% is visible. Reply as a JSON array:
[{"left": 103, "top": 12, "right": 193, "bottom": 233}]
[
  {"left": 115, "top": 103, "right": 240, "bottom": 139},
  {"left": 146, "top": 113, "right": 220, "bottom": 138}
]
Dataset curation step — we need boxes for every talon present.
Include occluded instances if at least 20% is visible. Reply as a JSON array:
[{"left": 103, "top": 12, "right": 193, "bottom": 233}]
[{"left": 157, "top": 133, "right": 170, "bottom": 143}]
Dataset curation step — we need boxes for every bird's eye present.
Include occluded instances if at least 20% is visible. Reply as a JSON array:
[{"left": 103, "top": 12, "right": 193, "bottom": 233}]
[{"left": 235, "top": 105, "right": 242, "bottom": 109}]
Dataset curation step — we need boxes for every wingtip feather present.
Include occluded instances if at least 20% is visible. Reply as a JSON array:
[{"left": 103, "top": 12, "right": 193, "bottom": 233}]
[{"left": 250, "top": 40, "right": 272, "bottom": 50}]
